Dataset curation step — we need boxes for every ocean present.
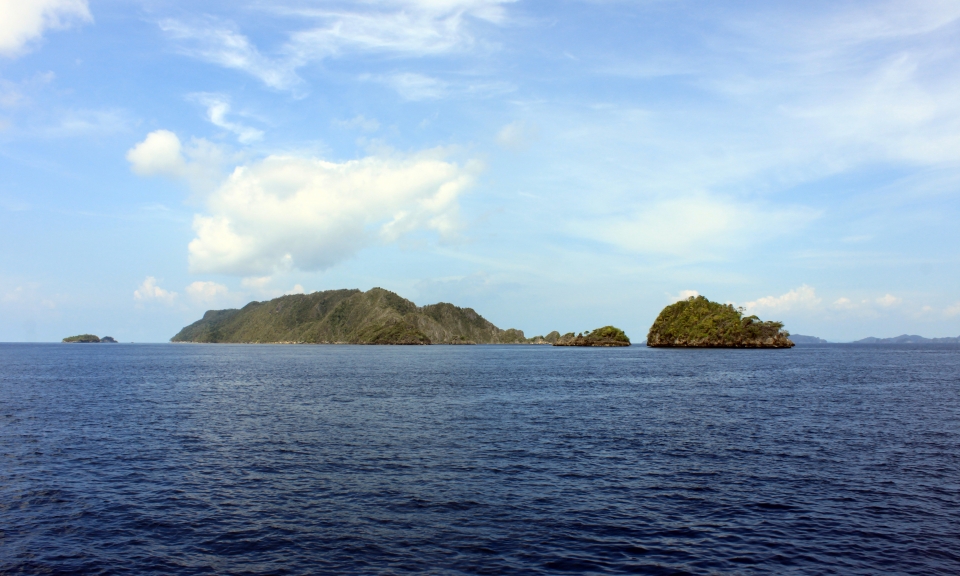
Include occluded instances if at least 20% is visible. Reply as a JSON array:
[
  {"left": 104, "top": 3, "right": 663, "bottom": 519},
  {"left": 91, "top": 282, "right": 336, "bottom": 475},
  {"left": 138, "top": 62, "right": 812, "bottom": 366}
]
[{"left": 1, "top": 343, "right": 958, "bottom": 574}]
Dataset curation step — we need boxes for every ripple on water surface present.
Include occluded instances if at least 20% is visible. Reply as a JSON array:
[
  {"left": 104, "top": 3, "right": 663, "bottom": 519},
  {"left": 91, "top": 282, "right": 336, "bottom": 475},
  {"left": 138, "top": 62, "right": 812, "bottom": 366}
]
[{"left": 1, "top": 343, "right": 959, "bottom": 574}]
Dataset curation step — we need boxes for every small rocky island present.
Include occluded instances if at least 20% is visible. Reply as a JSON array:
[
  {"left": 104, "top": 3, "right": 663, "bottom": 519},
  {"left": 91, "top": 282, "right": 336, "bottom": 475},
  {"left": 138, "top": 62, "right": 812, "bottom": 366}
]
[
  {"left": 172, "top": 287, "right": 632, "bottom": 346},
  {"left": 647, "top": 295, "right": 794, "bottom": 348},
  {"left": 63, "top": 334, "right": 117, "bottom": 343},
  {"left": 554, "top": 326, "right": 631, "bottom": 347}
]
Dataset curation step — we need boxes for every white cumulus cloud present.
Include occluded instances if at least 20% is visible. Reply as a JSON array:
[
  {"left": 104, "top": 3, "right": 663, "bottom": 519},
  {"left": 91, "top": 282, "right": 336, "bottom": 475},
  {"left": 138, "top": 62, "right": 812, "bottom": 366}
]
[
  {"left": 127, "top": 130, "right": 184, "bottom": 176},
  {"left": 832, "top": 297, "right": 856, "bottom": 310},
  {"left": 188, "top": 150, "right": 479, "bottom": 275},
  {"left": 668, "top": 289, "right": 700, "bottom": 303},
  {"left": 945, "top": 302, "right": 960, "bottom": 317},
  {"left": 185, "top": 280, "right": 229, "bottom": 303},
  {"left": 875, "top": 293, "right": 902, "bottom": 307},
  {"left": 134, "top": 277, "right": 177, "bottom": 304},
  {"left": 743, "top": 285, "right": 821, "bottom": 314},
  {"left": 238, "top": 276, "right": 308, "bottom": 298},
  {"left": 0, "top": 0, "right": 91, "bottom": 57},
  {"left": 126, "top": 130, "right": 225, "bottom": 192}
]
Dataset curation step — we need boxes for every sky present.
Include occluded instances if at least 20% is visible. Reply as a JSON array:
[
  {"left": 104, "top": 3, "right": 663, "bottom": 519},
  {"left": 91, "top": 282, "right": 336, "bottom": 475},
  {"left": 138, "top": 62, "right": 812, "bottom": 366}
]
[{"left": 1, "top": 0, "right": 959, "bottom": 343}]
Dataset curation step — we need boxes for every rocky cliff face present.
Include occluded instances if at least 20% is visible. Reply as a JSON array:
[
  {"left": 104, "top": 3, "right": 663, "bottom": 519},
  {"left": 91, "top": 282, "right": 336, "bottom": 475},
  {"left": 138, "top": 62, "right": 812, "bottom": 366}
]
[
  {"left": 647, "top": 296, "right": 794, "bottom": 348},
  {"left": 171, "top": 288, "right": 536, "bottom": 345}
]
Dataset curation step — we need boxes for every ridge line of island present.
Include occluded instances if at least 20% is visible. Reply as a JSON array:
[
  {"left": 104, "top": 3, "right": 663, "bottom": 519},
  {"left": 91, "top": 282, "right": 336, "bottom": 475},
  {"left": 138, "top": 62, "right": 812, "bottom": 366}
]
[{"left": 63, "top": 288, "right": 960, "bottom": 347}]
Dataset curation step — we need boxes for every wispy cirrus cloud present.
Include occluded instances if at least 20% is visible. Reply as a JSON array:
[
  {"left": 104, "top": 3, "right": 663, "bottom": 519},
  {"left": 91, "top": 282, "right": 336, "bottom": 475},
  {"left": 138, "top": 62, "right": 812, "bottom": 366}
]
[
  {"left": 188, "top": 93, "right": 264, "bottom": 144},
  {"left": 282, "top": 0, "right": 512, "bottom": 56},
  {"left": 575, "top": 194, "right": 819, "bottom": 259},
  {"left": 159, "top": 18, "right": 301, "bottom": 90},
  {"left": 334, "top": 114, "right": 380, "bottom": 132},
  {"left": 496, "top": 120, "right": 539, "bottom": 150},
  {"left": 363, "top": 72, "right": 514, "bottom": 100},
  {"left": 46, "top": 108, "right": 132, "bottom": 137},
  {"left": 594, "top": 1, "right": 960, "bottom": 197},
  {"left": 159, "top": 0, "right": 515, "bottom": 91}
]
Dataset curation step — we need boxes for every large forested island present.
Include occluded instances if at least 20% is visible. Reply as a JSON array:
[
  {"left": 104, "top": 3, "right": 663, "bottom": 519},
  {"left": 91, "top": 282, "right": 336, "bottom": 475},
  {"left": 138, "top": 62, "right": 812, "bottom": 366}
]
[
  {"left": 647, "top": 295, "right": 794, "bottom": 348},
  {"left": 172, "top": 287, "right": 628, "bottom": 346}
]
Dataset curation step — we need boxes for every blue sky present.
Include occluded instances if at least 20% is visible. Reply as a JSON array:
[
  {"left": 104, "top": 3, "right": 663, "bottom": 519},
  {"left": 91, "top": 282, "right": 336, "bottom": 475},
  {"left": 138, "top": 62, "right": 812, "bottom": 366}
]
[{"left": 2, "top": 0, "right": 959, "bottom": 342}]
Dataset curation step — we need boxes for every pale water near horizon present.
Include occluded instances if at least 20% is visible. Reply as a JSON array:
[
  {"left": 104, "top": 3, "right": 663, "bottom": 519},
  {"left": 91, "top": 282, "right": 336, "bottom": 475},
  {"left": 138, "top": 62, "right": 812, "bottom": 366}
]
[{"left": 1, "top": 343, "right": 958, "bottom": 574}]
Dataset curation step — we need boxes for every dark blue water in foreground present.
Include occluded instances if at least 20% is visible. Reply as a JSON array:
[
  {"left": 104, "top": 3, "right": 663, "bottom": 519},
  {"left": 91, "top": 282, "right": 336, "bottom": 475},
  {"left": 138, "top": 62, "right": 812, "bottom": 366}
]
[{"left": 2, "top": 344, "right": 959, "bottom": 575}]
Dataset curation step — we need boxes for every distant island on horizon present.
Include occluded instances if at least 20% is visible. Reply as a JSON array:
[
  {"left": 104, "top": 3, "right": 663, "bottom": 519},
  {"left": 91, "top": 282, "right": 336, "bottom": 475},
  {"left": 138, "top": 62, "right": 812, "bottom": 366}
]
[
  {"left": 776, "top": 334, "right": 960, "bottom": 344},
  {"left": 851, "top": 334, "right": 960, "bottom": 344},
  {"left": 791, "top": 334, "right": 830, "bottom": 344},
  {"left": 171, "top": 287, "right": 631, "bottom": 346},
  {"left": 62, "top": 334, "right": 117, "bottom": 343}
]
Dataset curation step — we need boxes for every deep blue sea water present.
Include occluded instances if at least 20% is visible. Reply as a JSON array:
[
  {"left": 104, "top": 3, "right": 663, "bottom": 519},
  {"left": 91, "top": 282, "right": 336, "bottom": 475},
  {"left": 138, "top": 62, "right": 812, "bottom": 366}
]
[{"left": 1, "top": 343, "right": 959, "bottom": 575}]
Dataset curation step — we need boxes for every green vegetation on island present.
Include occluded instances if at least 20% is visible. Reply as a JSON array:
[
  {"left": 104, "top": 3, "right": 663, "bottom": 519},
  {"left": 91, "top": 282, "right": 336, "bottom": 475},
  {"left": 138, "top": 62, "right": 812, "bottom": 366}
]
[
  {"left": 172, "top": 287, "right": 558, "bottom": 345},
  {"left": 63, "top": 334, "right": 101, "bottom": 343},
  {"left": 554, "top": 326, "right": 631, "bottom": 347},
  {"left": 62, "top": 334, "right": 118, "bottom": 343},
  {"left": 647, "top": 295, "right": 794, "bottom": 348},
  {"left": 172, "top": 287, "right": 636, "bottom": 346}
]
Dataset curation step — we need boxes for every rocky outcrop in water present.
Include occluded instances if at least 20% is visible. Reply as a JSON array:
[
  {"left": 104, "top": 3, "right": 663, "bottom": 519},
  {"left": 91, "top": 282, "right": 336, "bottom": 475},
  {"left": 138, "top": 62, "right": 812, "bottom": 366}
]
[
  {"left": 554, "top": 326, "right": 631, "bottom": 347},
  {"left": 647, "top": 296, "right": 794, "bottom": 348}
]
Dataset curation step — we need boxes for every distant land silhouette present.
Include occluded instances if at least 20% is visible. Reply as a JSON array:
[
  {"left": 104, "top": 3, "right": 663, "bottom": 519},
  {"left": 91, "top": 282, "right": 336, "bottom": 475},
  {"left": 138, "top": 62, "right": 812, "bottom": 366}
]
[
  {"left": 853, "top": 334, "right": 960, "bottom": 344},
  {"left": 791, "top": 334, "right": 830, "bottom": 344},
  {"left": 788, "top": 334, "right": 960, "bottom": 344}
]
